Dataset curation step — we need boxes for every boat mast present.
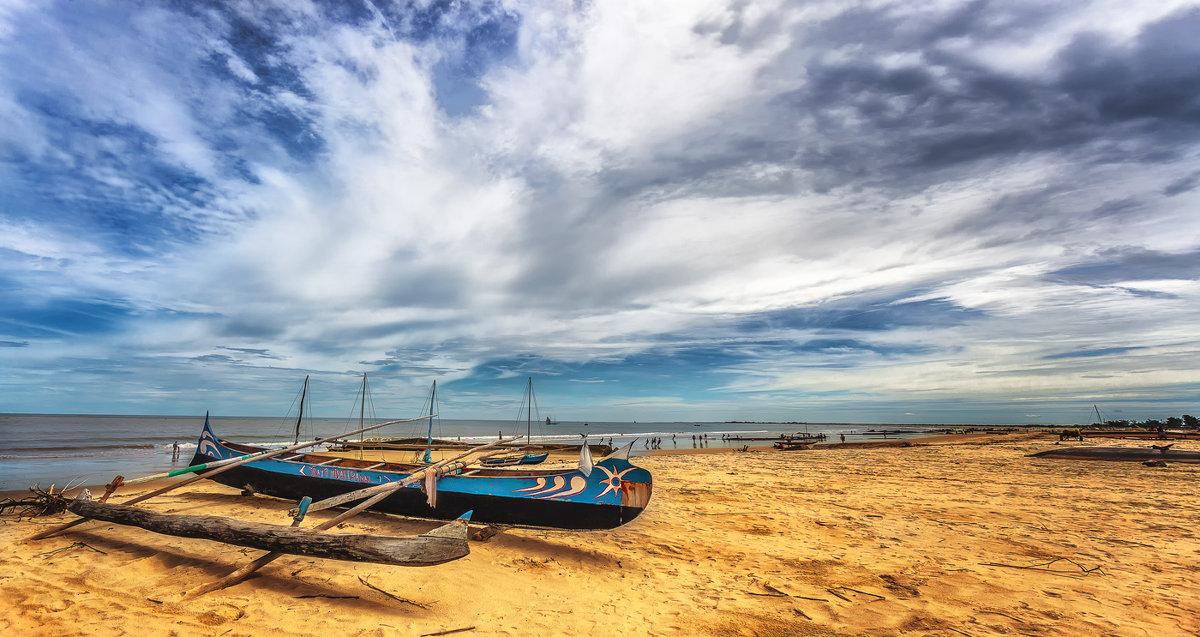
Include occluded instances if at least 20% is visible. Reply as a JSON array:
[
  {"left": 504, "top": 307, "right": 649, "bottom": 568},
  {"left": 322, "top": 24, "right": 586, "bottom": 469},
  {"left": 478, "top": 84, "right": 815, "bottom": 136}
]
[
  {"left": 423, "top": 381, "right": 436, "bottom": 463},
  {"left": 359, "top": 373, "right": 367, "bottom": 460},
  {"left": 527, "top": 377, "right": 533, "bottom": 448},
  {"left": 294, "top": 375, "right": 309, "bottom": 445},
  {"left": 1094, "top": 404, "right": 1103, "bottom": 426}
]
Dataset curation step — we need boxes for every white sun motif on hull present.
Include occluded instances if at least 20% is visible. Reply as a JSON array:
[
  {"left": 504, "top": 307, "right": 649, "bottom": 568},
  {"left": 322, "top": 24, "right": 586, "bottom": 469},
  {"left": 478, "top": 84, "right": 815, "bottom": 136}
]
[{"left": 594, "top": 465, "right": 635, "bottom": 499}]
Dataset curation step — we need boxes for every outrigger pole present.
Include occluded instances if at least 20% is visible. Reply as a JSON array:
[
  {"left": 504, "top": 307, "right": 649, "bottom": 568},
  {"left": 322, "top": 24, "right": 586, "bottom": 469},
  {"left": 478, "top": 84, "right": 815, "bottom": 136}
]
[
  {"left": 186, "top": 434, "right": 524, "bottom": 597},
  {"left": 28, "top": 412, "right": 438, "bottom": 541}
]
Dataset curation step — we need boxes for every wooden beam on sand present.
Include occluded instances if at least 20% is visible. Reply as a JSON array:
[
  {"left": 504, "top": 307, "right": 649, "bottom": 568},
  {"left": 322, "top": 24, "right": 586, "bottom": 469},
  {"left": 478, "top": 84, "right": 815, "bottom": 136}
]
[
  {"left": 67, "top": 489, "right": 470, "bottom": 566},
  {"left": 184, "top": 435, "right": 523, "bottom": 598}
]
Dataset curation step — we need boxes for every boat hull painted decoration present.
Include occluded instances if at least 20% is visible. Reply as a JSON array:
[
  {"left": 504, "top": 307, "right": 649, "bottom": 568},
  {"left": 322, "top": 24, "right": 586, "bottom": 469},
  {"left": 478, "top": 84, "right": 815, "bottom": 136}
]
[{"left": 192, "top": 420, "right": 651, "bottom": 530}]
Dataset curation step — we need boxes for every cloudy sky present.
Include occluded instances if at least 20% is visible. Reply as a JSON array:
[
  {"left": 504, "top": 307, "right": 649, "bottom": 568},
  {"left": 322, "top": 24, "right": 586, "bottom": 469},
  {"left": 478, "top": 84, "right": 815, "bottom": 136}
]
[{"left": 2, "top": 0, "right": 1198, "bottom": 424}]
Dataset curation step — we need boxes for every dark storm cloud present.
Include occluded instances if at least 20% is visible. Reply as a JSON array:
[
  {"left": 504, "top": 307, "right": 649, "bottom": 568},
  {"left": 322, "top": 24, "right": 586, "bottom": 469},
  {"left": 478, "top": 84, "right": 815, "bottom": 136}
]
[
  {"left": 580, "top": 4, "right": 1200, "bottom": 203},
  {"left": 499, "top": 4, "right": 1200, "bottom": 311},
  {"left": 786, "top": 5, "right": 1200, "bottom": 188}
]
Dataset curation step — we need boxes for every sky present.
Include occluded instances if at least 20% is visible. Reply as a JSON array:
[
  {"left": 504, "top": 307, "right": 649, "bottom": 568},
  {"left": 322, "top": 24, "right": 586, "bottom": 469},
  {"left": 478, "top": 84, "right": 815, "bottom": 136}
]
[{"left": 1, "top": 0, "right": 1199, "bottom": 424}]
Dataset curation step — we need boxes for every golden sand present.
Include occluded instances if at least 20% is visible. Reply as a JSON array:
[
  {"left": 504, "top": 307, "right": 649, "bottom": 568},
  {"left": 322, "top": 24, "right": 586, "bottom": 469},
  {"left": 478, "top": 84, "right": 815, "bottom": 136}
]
[{"left": 2, "top": 434, "right": 1198, "bottom": 636}]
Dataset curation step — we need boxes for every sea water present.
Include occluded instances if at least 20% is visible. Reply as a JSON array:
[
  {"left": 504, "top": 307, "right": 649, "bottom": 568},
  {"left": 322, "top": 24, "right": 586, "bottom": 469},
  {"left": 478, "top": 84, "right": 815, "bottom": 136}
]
[{"left": 0, "top": 413, "right": 942, "bottom": 492}]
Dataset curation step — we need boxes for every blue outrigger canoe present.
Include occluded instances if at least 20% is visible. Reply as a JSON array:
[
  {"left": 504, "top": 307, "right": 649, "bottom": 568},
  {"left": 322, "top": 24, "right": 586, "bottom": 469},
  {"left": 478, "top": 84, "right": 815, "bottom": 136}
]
[
  {"left": 191, "top": 420, "right": 652, "bottom": 530},
  {"left": 479, "top": 451, "right": 550, "bottom": 466}
]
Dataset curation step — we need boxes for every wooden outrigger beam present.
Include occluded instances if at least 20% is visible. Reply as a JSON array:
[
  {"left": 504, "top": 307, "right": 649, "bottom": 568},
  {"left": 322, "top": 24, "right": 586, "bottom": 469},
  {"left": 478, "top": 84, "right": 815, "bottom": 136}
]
[
  {"left": 67, "top": 489, "right": 470, "bottom": 566},
  {"left": 185, "top": 435, "right": 523, "bottom": 597},
  {"left": 28, "top": 413, "right": 438, "bottom": 541}
]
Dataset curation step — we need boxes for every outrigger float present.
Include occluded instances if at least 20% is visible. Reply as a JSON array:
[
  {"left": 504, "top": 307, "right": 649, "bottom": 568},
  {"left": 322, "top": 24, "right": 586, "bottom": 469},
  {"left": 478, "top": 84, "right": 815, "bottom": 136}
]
[{"left": 29, "top": 414, "right": 498, "bottom": 595}]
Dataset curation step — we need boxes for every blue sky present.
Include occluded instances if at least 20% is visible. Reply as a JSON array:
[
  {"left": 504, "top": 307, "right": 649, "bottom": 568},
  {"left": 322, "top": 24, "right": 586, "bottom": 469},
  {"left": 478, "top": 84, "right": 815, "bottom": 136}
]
[{"left": 2, "top": 0, "right": 1199, "bottom": 424}]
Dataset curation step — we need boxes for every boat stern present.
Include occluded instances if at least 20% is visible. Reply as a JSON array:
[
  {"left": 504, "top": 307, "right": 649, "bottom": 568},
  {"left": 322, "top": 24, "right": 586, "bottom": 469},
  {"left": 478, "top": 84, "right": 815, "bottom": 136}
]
[
  {"left": 193, "top": 413, "right": 235, "bottom": 463},
  {"left": 594, "top": 458, "right": 653, "bottom": 523}
]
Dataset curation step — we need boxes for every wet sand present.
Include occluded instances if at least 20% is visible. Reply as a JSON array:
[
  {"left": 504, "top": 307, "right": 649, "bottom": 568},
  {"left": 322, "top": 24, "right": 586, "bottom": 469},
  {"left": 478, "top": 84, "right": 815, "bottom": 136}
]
[{"left": 2, "top": 433, "right": 1198, "bottom": 636}]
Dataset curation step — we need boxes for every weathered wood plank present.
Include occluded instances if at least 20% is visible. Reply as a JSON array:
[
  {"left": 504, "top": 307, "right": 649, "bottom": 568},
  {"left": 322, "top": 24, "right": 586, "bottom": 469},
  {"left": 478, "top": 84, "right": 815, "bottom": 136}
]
[{"left": 67, "top": 490, "right": 468, "bottom": 566}]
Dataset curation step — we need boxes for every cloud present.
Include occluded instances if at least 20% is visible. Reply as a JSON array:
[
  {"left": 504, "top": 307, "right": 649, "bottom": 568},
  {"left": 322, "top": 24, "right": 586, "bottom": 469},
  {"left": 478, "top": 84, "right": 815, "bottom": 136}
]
[{"left": 0, "top": 0, "right": 1198, "bottom": 422}]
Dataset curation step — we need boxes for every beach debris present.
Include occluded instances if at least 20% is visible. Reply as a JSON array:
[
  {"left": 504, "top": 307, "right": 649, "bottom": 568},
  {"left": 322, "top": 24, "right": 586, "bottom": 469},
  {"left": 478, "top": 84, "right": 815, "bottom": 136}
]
[
  {"left": 468, "top": 524, "right": 504, "bottom": 542},
  {"left": 979, "top": 557, "right": 1103, "bottom": 577},
  {"left": 1143, "top": 459, "right": 1168, "bottom": 467},
  {"left": 749, "top": 582, "right": 829, "bottom": 602},
  {"left": 419, "top": 627, "right": 476, "bottom": 637},
  {"left": 748, "top": 586, "right": 788, "bottom": 598},
  {"left": 35, "top": 541, "right": 106, "bottom": 559},
  {"left": 975, "top": 608, "right": 1026, "bottom": 624},
  {"left": 835, "top": 585, "right": 885, "bottom": 601},
  {"left": 1, "top": 484, "right": 71, "bottom": 519},
  {"left": 358, "top": 575, "right": 433, "bottom": 608},
  {"left": 825, "top": 588, "right": 852, "bottom": 602}
]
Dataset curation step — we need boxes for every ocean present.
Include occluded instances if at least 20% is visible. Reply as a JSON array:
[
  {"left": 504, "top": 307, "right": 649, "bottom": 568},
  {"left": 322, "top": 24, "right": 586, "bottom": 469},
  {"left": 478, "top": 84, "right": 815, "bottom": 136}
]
[{"left": 0, "top": 413, "right": 944, "bottom": 492}]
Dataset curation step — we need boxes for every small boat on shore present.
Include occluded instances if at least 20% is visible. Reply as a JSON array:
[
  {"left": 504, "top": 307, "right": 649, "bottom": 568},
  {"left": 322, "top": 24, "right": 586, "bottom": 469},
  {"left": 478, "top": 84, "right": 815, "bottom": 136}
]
[
  {"left": 1081, "top": 430, "right": 1200, "bottom": 440},
  {"left": 1029, "top": 446, "right": 1200, "bottom": 463},
  {"left": 191, "top": 418, "right": 652, "bottom": 530}
]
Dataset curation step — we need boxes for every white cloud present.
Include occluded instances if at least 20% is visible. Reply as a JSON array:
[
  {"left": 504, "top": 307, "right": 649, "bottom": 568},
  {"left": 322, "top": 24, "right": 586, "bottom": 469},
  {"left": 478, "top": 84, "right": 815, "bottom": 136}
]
[{"left": 2, "top": 0, "right": 1200, "bottom": 419}]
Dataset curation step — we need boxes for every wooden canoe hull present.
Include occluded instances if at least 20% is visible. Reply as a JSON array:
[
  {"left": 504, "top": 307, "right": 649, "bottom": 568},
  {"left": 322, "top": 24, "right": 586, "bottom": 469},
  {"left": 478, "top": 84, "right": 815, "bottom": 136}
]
[
  {"left": 192, "top": 421, "right": 650, "bottom": 530},
  {"left": 1028, "top": 447, "right": 1200, "bottom": 463}
]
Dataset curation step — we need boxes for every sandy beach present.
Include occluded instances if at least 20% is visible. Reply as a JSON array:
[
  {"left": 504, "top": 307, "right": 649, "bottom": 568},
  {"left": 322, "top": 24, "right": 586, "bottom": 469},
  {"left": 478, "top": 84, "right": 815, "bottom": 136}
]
[{"left": 2, "top": 433, "right": 1198, "bottom": 636}]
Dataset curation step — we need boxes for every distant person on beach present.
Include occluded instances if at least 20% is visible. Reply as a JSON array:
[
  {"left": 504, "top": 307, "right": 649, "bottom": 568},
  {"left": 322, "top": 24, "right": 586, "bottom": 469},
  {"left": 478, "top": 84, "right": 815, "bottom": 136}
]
[
  {"left": 840, "top": 434, "right": 845, "bottom": 443},
  {"left": 171, "top": 441, "right": 180, "bottom": 461}
]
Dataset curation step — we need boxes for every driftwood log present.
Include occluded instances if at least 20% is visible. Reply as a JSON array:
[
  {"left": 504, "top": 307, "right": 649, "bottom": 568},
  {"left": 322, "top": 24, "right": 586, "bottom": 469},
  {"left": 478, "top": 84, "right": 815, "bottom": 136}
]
[{"left": 67, "top": 490, "right": 469, "bottom": 566}]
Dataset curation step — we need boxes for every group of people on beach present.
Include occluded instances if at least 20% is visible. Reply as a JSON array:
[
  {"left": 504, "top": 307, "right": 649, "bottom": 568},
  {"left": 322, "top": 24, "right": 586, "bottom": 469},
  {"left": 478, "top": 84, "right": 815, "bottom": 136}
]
[{"left": 638, "top": 433, "right": 714, "bottom": 450}]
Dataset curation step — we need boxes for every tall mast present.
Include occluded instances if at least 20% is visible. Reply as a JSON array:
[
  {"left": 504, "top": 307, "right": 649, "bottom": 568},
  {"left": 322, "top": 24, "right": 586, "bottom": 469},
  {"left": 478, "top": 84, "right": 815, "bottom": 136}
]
[
  {"left": 294, "top": 375, "right": 309, "bottom": 445},
  {"left": 423, "top": 380, "right": 436, "bottom": 463},
  {"left": 359, "top": 373, "right": 367, "bottom": 460},
  {"left": 527, "top": 377, "right": 533, "bottom": 446}
]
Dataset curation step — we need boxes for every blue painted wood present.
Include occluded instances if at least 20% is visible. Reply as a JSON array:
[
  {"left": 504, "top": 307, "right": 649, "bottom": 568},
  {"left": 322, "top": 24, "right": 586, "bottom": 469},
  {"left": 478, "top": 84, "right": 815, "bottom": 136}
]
[{"left": 192, "top": 419, "right": 651, "bottom": 530}]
